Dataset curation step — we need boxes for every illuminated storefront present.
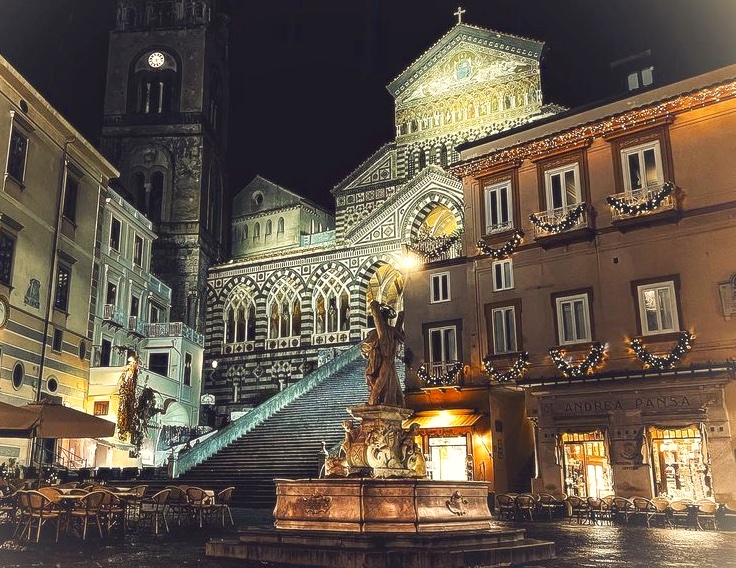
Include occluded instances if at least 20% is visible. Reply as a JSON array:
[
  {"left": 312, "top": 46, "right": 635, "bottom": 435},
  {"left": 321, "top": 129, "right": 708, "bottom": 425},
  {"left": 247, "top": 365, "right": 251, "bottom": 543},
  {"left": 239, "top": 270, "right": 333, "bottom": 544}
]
[
  {"left": 649, "top": 425, "right": 710, "bottom": 500},
  {"left": 561, "top": 431, "right": 613, "bottom": 498}
]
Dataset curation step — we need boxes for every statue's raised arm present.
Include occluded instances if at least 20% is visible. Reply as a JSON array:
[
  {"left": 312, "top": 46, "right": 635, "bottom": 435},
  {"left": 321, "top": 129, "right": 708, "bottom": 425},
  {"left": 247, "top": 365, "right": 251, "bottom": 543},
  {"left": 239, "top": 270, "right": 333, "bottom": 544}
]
[{"left": 363, "top": 301, "right": 405, "bottom": 407}]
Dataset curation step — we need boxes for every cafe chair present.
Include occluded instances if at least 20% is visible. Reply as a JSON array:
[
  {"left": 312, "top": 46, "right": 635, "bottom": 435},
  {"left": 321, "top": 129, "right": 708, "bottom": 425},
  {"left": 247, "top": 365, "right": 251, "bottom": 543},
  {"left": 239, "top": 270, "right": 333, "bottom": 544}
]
[
  {"left": 696, "top": 499, "right": 718, "bottom": 530},
  {"left": 565, "top": 495, "right": 589, "bottom": 524},
  {"left": 100, "top": 490, "right": 127, "bottom": 536},
  {"left": 186, "top": 486, "right": 214, "bottom": 528},
  {"left": 211, "top": 486, "right": 235, "bottom": 527},
  {"left": 165, "top": 485, "right": 189, "bottom": 526},
  {"left": 20, "top": 490, "right": 63, "bottom": 542},
  {"left": 495, "top": 493, "right": 517, "bottom": 521},
  {"left": 138, "top": 488, "right": 171, "bottom": 535},
  {"left": 632, "top": 497, "right": 657, "bottom": 527},
  {"left": 68, "top": 490, "right": 106, "bottom": 540}
]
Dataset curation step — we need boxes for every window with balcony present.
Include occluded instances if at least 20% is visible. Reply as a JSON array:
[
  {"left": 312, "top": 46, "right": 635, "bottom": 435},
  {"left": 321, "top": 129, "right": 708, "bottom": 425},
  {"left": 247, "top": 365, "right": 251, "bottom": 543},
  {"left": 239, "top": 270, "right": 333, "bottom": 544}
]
[
  {"left": 490, "top": 305, "right": 517, "bottom": 354},
  {"left": 483, "top": 180, "right": 513, "bottom": 235},
  {"left": 492, "top": 259, "right": 513, "bottom": 291},
  {"left": 424, "top": 321, "right": 461, "bottom": 378},
  {"left": 622, "top": 141, "right": 663, "bottom": 192},
  {"left": 545, "top": 163, "right": 581, "bottom": 212},
  {"left": 634, "top": 278, "right": 680, "bottom": 336},
  {"left": 430, "top": 272, "right": 450, "bottom": 303},
  {"left": 554, "top": 291, "right": 592, "bottom": 345}
]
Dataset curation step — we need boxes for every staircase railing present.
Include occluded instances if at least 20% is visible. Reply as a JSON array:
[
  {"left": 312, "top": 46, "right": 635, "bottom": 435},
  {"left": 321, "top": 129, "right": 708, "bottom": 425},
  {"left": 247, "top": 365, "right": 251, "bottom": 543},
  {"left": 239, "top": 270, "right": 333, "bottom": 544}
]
[{"left": 172, "top": 342, "right": 364, "bottom": 477}]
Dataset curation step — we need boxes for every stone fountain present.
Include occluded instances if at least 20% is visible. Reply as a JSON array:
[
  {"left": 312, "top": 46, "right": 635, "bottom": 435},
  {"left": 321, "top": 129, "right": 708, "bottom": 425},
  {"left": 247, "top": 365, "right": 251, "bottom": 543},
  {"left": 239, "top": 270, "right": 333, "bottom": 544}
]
[{"left": 206, "top": 303, "right": 554, "bottom": 567}]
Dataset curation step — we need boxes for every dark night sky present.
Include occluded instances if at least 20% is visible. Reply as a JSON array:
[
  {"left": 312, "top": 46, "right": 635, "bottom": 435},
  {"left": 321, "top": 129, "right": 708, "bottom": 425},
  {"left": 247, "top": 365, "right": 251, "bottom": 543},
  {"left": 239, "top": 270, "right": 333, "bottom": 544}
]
[{"left": 0, "top": 0, "right": 735, "bottom": 211}]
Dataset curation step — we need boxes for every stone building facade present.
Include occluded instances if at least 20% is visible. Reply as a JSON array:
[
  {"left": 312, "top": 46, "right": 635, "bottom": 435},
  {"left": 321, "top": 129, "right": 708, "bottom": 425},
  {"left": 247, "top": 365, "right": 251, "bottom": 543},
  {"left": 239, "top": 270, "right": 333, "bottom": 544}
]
[
  {"left": 204, "top": 21, "right": 557, "bottom": 429},
  {"left": 99, "top": 0, "right": 230, "bottom": 333},
  {"left": 445, "top": 64, "right": 736, "bottom": 501}
]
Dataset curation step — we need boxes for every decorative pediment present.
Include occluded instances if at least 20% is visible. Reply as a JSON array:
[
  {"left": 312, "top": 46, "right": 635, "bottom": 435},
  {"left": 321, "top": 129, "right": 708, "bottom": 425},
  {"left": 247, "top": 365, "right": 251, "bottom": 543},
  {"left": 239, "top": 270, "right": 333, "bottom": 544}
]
[{"left": 344, "top": 153, "right": 395, "bottom": 191}]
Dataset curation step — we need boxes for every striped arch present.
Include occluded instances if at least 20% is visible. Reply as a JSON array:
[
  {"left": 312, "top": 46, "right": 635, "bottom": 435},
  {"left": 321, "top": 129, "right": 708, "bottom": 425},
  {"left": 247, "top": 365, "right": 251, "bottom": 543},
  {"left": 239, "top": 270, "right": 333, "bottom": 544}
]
[
  {"left": 307, "top": 261, "right": 354, "bottom": 338},
  {"left": 353, "top": 253, "right": 405, "bottom": 333},
  {"left": 399, "top": 189, "right": 464, "bottom": 243}
]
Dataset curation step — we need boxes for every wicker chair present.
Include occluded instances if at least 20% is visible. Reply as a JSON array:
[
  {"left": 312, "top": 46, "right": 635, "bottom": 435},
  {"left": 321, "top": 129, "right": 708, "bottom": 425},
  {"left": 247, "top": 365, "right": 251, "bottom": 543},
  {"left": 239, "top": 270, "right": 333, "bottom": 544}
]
[
  {"left": 211, "top": 486, "right": 235, "bottom": 527},
  {"left": 565, "top": 495, "right": 589, "bottom": 524}
]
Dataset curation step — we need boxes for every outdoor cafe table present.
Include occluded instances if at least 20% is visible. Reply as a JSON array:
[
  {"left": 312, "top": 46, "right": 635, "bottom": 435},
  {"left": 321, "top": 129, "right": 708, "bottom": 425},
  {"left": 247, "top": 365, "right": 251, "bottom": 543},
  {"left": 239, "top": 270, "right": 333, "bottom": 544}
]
[{"left": 56, "top": 490, "right": 138, "bottom": 537}]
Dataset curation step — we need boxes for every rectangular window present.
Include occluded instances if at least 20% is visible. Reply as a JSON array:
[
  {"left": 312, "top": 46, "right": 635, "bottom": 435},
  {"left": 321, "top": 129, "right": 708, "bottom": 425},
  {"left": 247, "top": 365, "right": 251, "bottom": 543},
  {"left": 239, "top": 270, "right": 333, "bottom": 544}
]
[
  {"left": 483, "top": 181, "right": 513, "bottom": 234},
  {"left": 93, "top": 401, "right": 109, "bottom": 416},
  {"left": 110, "top": 217, "right": 121, "bottom": 251},
  {"left": 62, "top": 175, "right": 79, "bottom": 223},
  {"left": 52, "top": 328, "right": 63, "bottom": 352},
  {"left": 0, "top": 232, "right": 16, "bottom": 286},
  {"left": 545, "top": 163, "right": 581, "bottom": 211},
  {"left": 100, "top": 338, "right": 112, "bottom": 367},
  {"left": 492, "top": 259, "right": 513, "bottom": 291},
  {"left": 7, "top": 128, "right": 28, "bottom": 182},
  {"left": 54, "top": 265, "right": 71, "bottom": 312},
  {"left": 556, "top": 293, "right": 591, "bottom": 344},
  {"left": 149, "top": 302, "right": 161, "bottom": 324},
  {"left": 130, "top": 295, "right": 139, "bottom": 318},
  {"left": 148, "top": 352, "right": 169, "bottom": 376},
  {"left": 430, "top": 272, "right": 451, "bottom": 303},
  {"left": 622, "top": 141, "right": 663, "bottom": 192},
  {"left": 183, "top": 352, "right": 192, "bottom": 386},
  {"left": 428, "top": 325, "right": 458, "bottom": 375},
  {"left": 133, "top": 235, "right": 144, "bottom": 267},
  {"left": 491, "top": 306, "right": 517, "bottom": 354},
  {"left": 637, "top": 280, "right": 679, "bottom": 335}
]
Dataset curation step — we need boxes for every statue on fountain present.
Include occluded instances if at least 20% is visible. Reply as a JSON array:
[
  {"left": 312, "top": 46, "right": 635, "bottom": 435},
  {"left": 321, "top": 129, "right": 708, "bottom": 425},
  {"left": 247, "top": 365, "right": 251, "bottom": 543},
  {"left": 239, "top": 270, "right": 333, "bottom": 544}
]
[{"left": 362, "top": 300, "right": 405, "bottom": 407}]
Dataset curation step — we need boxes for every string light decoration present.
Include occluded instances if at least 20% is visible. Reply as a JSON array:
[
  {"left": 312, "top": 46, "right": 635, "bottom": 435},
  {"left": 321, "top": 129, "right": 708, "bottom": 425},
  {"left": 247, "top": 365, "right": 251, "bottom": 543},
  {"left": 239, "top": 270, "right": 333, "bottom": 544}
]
[
  {"left": 417, "top": 362, "right": 463, "bottom": 387},
  {"left": 607, "top": 182, "right": 675, "bottom": 216},
  {"left": 477, "top": 229, "right": 524, "bottom": 258},
  {"left": 549, "top": 342, "right": 606, "bottom": 377},
  {"left": 482, "top": 351, "right": 529, "bottom": 383},
  {"left": 451, "top": 81, "right": 736, "bottom": 178},
  {"left": 405, "top": 229, "right": 463, "bottom": 262},
  {"left": 629, "top": 331, "right": 694, "bottom": 370},
  {"left": 529, "top": 203, "right": 586, "bottom": 234},
  {"left": 117, "top": 356, "right": 139, "bottom": 440}
]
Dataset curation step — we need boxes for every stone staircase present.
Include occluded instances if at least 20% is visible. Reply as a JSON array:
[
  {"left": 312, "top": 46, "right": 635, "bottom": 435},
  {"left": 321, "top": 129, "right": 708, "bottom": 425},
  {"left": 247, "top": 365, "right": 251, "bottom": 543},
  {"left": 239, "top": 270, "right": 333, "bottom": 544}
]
[{"left": 146, "top": 344, "right": 380, "bottom": 509}]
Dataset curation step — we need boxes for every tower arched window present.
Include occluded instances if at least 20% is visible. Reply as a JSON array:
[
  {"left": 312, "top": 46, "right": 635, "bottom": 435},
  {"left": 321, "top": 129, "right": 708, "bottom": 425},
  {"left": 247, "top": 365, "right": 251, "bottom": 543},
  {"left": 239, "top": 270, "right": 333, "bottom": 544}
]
[
  {"left": 265, "top": 220, "right": 272, "bottom": 236},
  {"left": 254, "top": 222, "right": 260, "bottom": 240},
  {"left": 277, "top": 217, "right": 285, "bottom": 234},
  {"left": 419, "top": 149, "right": 427, "bottom": 171},
  {"left": 267, "top": 278, "right": 301, "bottom": 339},
  {"left": 224, "top": 285, "right": 256, "bottom": 343},
  {"left": 314, "top": 270, "right": 350, "bottom": 334},
  {"left": 242, "top": 224, "right": 248, "bottom": 241},
  {"left": 150, "top": 171, "right": 164, "bottom": 223},
  {"left": 129, "top": 51, "right": 179, "bottom": 115}
]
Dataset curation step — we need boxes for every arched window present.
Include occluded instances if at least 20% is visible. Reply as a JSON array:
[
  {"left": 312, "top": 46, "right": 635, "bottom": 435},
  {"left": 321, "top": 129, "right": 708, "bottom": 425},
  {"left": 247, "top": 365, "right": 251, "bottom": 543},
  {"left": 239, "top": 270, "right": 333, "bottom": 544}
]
[
  {"left": 150, "top": 171, "right": 164, "bottom": 223},
  {"left": 129, "top": 51, "right": 179, "bottom": 115},
  {"left": 407, "top": 151, "right": 416, "bottom": 178},
  {"left": 277, "top": 217, "right": 285, "bottom": 234},
  {"left": 242, "top": 224, "right": 248, "bottom": 241},
  {"left": 253, "top": 222, "right": 260, "bottom": 240},
  {"left": 440, "top": 145, "right": 449, "bottom": 168},
  {"left": 313, "top": 270, "right": 350, "bottom": 334},
  {"left": 419, "top": 149, "right": 427, "bottom": 170},
  {"left": 366, "top": 264, "right": 404, "bottom": 327},
  {"left": 267, "top": 278, "right": 301, "bottom": 339},
  {"left": 265, "top": 220, "right": 272, "bottom": 236},
  {"left": 223, "top": 285, "right": 256, "bottom": 343}
]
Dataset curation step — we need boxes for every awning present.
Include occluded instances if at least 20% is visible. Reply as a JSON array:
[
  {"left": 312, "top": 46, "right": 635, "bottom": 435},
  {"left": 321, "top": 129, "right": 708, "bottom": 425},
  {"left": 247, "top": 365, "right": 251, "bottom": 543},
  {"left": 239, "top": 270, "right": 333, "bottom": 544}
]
[{"left": 404, "top": 410, "right": 482, "bottom": 430}]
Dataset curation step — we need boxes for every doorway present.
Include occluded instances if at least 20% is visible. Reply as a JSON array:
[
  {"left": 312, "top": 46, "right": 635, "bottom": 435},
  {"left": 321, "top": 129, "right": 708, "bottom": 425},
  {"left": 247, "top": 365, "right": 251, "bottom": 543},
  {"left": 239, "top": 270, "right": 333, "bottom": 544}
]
[{"left": 561, "top": 431, "right": 613, "bottom": 498}]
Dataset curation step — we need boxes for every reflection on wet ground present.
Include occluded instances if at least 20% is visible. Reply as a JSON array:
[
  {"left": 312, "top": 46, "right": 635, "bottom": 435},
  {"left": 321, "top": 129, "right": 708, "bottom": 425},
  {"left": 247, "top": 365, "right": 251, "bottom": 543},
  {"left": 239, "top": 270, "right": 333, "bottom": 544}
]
[{"left": 0, "top": 510, "right": 734, "bottom": 567}]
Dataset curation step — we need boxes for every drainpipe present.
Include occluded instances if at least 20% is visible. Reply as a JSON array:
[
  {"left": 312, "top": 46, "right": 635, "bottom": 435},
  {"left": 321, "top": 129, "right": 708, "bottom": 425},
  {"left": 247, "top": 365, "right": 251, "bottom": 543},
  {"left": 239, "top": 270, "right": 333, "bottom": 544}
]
[{"left": 35, "top": 136, "right": 76, "bottom": 402}]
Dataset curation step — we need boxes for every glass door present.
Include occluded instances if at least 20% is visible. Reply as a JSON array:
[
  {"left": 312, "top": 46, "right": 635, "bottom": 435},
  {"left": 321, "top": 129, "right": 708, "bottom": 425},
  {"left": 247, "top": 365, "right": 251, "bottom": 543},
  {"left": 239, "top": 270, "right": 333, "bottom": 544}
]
[
  {"left": 562, "top": 431, "right": 613, "bottom": 498},
  {"left": 428, "top": 435, "right": 468, "bottom": 481}
]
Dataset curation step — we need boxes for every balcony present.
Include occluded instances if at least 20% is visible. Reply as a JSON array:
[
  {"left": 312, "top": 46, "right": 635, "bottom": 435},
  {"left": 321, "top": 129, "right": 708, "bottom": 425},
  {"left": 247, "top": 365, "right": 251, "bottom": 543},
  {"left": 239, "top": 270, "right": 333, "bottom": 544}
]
[
  {"left": 608, "top": 182, "right": 679, "bottom": 231},
  {"left": 128, "top": 315, "right": 145, "bottom": 336},
  {"left": 530, "top": 203, "right": 595, "bottom": 248},
  {"left": 405, "top": 232, "right": 463, "bottom": 263},
  {"left": 418, "top": 361, "right": 463, "bottom": 389},
  {"left": 144, "top": 322, "right": 205, "bottom": 347},
  {"left": 102, "top": 304, "right": 126, "bottom": 327}
]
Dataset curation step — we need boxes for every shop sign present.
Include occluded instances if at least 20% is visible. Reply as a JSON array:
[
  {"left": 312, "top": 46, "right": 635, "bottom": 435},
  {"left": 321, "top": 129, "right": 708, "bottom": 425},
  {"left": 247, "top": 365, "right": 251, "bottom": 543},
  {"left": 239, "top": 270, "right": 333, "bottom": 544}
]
[{"left": 544, "top": 394, "right": 694, "bottom": 416}]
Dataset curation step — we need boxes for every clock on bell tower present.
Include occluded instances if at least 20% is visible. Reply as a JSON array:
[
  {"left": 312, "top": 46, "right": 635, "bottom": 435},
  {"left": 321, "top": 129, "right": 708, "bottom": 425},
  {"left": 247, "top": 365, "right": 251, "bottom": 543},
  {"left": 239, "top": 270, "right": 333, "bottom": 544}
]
[{"left": 100, "top": 0, "right": 230, "bottom": 332}]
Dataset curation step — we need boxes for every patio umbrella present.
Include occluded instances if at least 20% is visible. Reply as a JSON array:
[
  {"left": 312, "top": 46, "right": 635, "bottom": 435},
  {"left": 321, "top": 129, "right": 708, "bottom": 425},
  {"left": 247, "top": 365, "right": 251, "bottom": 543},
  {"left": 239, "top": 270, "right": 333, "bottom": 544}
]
[
  {"left": 0, "top": 401, "right": 115, "bottom": 439},
  {"left": 0, "top": 401, "right": 40, "bottom": 437}
]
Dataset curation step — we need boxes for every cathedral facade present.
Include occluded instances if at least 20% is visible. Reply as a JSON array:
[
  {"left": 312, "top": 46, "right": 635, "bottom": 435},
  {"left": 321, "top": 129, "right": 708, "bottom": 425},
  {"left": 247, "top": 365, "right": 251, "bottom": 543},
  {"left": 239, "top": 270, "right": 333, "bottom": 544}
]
[{"left": 205, "top": 21, "right": 557, "bottom": 419}]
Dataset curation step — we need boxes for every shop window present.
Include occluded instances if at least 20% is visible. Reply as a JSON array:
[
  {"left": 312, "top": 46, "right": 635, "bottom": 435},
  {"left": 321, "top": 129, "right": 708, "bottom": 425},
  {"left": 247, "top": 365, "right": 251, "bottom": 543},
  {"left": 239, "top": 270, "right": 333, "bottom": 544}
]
[
  {"left": 430, "top": 272, "right": 450, "bottom": 303},
  {"left": 561, "top": 431, "right": 613, "bottom": 498},
  {"left": 635, "top": 279, "right": 680, "bottom": 335},
  {"left": 650, "top": 425, "right": 711, "bottom": 500},
  {"left": 428, "top": 435, "right": 468, "bottom": 481},
  {"left": 492, "top": 259, "right": 513, "bottom": 291},
  {"left": 554, "top": 291, "right": 592, "bottom": 345}
]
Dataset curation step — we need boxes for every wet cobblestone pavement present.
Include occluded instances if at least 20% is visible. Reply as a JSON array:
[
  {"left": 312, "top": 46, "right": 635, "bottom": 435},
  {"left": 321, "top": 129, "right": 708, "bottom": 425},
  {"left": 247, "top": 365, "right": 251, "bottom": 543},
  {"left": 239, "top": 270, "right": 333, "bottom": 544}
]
[{"left": 1, "top": 509, "right": 734, "bottom": 567}]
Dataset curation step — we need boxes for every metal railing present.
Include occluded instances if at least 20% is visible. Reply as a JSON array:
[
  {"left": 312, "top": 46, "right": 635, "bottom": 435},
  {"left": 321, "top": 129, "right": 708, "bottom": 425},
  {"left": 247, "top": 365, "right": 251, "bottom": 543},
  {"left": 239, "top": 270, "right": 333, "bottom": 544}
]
[{"left": 609, "top": 184, "right": 676, "bottom": 221}]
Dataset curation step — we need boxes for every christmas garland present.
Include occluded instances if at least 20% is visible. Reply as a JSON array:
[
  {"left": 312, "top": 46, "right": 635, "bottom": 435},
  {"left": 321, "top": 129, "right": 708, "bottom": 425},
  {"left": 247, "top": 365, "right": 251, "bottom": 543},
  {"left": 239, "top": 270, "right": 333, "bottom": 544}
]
[
  {"left": 629, "top": 331, "right": 693, "bottom": 370},
  {"left": 549, "top": 342, "right": 605, "bottom": 377},
  {"left": 482, "top": 351, "right": 529, "bottom": 383},
  {"left": 606, "top": 181, "right": 674, "bottom": 216},
  {"left": 477, "top": 229, "right": 524, "bottom": 259},
  {"left": 529, "top": 203, "right": 586, "bottom": 234},
  {"left": 405, "top": 229, "right": 463, "bottom": 262},
  {"left": 417, "top": 361, "right": 463, "bottom": 387}
]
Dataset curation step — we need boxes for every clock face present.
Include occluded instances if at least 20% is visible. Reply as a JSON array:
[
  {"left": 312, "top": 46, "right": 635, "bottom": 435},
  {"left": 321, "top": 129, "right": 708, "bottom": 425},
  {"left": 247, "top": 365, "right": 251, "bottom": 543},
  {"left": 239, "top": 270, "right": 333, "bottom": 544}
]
[
  {"left": 148, "top": 52, "right": 166, "bottom": 68},
  {"left": 0, "top": 295, "right": 8, "bottom": 329}
]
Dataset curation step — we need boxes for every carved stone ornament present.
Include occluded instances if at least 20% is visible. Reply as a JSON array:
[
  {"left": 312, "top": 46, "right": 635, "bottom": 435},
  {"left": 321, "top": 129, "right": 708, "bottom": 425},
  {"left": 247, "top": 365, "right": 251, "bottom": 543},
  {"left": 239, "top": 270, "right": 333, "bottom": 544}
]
[
  {"left": 718, "top": 274, "right": 736, "bottom": 319},
  {"left": 301, "top": 491, "right": 332, "bottom": 515},
  {"left": 446, "top": 490, "right": 469, "bottom": 516}
]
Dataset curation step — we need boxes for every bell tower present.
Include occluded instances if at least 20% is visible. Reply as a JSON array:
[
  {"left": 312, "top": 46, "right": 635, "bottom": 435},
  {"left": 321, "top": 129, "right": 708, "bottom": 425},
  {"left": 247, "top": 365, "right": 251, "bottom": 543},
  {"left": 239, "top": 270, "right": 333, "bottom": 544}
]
[{"left": 100, "top": 0, "right": 229, "bottom": 332}]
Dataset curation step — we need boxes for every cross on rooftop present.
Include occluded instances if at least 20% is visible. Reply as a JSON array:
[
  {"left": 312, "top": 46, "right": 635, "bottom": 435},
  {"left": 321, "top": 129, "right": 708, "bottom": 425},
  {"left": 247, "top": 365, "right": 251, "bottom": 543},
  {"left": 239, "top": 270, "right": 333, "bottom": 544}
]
[{"left": 454, "top": 6, "right": 466, "bottom": 23}]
